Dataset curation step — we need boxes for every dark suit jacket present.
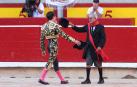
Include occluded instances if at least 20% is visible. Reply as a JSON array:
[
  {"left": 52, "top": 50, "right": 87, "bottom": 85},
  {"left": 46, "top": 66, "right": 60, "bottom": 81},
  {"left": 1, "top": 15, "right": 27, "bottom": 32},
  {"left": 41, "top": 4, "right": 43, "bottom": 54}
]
[{"left": 72, "top": 24, "right": 106, "bottom": 59}]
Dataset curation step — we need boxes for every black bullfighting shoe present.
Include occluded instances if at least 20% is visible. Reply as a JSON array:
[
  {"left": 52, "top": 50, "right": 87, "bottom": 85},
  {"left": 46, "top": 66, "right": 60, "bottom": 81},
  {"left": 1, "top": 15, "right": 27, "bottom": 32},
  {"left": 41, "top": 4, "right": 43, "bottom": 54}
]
[
  {"left": 81, "top": 79, "right": 91, "bottom": 84},
  {"left": 97, "top": 78, "right": 104, "bottom": 84},
  {"left": 38, "top": 79, "right": 49, "bottom": 85},
  {"left": 61, "top": 80, "right": 69, "bottom": 84}
]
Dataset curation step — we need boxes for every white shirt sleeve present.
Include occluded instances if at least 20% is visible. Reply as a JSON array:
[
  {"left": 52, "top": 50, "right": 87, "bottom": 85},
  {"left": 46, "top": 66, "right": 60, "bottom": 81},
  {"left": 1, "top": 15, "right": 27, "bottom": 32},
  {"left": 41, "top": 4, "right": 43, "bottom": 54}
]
[
  {"left": 39, "top": 3, "right": 44, "bottom": 12},
  {"left": 87, "top": 7, "right": 93, "bottom": 15},
  {"left": 33, "top": 3, "right": 45, "bottom": 17},
  {"left": 87, "top": 6, "right": 104, "bottom": 18},
  {"left": 98, "top": 6, "right": 104, "bottom": 15}
]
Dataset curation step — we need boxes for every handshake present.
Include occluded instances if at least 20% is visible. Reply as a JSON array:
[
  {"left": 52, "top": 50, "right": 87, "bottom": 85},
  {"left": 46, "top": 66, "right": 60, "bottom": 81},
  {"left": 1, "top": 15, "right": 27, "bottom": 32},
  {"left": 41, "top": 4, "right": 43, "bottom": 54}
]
[
  {"left": 59, "top": 18, "right": 86, "bottom": 50},
  {"left": 74, "top": 40, "right": 81, "bottom": 46}
]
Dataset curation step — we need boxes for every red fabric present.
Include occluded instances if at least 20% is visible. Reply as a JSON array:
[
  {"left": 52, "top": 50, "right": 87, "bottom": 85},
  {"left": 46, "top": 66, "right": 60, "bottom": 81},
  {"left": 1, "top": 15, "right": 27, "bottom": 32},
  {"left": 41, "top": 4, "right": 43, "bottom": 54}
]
[
  {"left": 88, "top": 23, "right": 109, "bottom": 62},
  {"left": 89, "top": 20, "right": 100, "bottom": 26}
]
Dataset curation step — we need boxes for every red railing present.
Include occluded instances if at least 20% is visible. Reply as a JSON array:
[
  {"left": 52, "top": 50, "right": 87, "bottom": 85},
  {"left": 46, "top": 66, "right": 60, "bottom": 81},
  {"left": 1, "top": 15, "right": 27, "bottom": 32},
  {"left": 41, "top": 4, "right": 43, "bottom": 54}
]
[{"left": 0, "top": 18, "right": 135, "bottom": 25}]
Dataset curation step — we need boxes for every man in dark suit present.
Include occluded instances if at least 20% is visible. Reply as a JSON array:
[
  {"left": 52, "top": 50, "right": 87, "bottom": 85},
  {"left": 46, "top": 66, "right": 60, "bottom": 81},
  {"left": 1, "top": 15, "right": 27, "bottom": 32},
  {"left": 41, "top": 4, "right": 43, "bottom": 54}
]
[{"left": 70, "top": 14, "right": 106, "bottom": 84}]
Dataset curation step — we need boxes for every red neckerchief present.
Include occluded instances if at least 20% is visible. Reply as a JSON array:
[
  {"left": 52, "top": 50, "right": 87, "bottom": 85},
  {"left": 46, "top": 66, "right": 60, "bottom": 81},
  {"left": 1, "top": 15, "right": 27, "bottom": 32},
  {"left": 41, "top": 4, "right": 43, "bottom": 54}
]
[
  {"left": 90, "top": 20, "right": 100, "bottom": 26},
  {"left": 88, "top": 22, "right": 109, "bottom": 62}
]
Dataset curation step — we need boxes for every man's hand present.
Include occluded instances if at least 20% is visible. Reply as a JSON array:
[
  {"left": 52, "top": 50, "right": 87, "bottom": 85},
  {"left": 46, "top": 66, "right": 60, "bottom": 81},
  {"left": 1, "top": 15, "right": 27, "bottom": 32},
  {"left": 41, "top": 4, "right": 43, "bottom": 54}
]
[
  {"left": 75, "top": 40, "right": 81, "bottom": 46},
  {"left": 93, "top": 6, "right": 98, "bottom": 12},
  {"left": 42, "top": 51, "right": 46, "bottom": 57},
  {"left": 96, "top": 47, "right": 101, "bottom": 52},
  {"left": 35, "top": 5, "right": 38, "bottom": 9}
]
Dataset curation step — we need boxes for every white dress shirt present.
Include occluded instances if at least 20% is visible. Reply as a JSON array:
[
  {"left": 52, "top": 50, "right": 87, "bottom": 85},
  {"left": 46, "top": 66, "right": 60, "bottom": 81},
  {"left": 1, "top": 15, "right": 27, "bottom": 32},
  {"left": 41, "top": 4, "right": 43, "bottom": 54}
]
[
  {"left": 87, "top": 6, "right": 104, "bottom": 18},
  {"left": 33, "top": 3, "right": 44, "bottom": 17}
]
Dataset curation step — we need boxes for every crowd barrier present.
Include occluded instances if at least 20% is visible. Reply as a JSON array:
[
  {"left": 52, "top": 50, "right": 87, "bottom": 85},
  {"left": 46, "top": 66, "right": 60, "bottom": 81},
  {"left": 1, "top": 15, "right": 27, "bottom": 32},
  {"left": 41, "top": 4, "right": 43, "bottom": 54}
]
[
  {"left": 0, "top": 25, "right": 137, "bottom": 62},
  {"left": 0, "top": 18, "right": 135, "bottom": 25},
  {"left": 0, "top": 18, "right": 137, "bottom": 67}
]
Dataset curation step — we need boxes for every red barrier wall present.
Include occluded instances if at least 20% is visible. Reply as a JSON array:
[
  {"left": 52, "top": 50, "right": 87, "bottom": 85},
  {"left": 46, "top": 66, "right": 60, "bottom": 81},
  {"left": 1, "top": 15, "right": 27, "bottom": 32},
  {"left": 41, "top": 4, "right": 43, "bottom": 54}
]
[
  {"left": 69, "top": 18, "right": 135, "bottom": 25},
  {"left": 0, "top": 18, "right": 47, "bottom": 25},
  {"left": 0, "top": 18, "right": 137, "bottom": 62},
  {"left": 0, "top": 27, "right": 137, "bottom": 62},
  {"left": 0, "top": 18, "right": 135, "bottom": 25}
]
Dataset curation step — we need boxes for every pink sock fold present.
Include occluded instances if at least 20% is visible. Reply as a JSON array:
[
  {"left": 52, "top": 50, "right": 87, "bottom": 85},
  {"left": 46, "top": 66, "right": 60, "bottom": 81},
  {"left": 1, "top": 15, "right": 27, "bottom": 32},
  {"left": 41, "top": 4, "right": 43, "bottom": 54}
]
[
  {"left": 56, "top": 70, "right": 65, "bottom": 81},
  {"left": 40, "top": 68, "right": 48, "bottom": 81}
]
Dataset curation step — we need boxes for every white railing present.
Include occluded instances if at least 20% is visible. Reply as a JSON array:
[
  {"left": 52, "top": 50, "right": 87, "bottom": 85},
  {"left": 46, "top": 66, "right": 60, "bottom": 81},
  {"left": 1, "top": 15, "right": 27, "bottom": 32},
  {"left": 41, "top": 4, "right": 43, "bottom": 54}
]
[{"left": 0, "top": 62, "right": 137, "bottom": 68}]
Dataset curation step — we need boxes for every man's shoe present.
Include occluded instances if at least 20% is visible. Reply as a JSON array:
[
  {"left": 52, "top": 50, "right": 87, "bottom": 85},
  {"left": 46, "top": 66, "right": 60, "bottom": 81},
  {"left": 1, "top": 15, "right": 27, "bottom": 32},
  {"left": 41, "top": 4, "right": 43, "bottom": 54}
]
[
  {"left": 97, "top": 78, "right": 104, "bottom": 84},
  {"left": 61, "top": 80, "right": 69, "bottom": 84},
  {"left": 81, "top": 79, "right": 91, "bottom": 84},
  {"left": 38, "top": 79, "right": 49, "bottom": 85}
]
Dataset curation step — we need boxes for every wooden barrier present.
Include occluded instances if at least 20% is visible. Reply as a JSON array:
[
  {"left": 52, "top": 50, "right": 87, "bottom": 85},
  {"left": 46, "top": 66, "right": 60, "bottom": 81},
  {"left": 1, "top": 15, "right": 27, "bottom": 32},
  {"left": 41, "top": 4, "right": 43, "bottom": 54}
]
[
  {"left": 0, "top": 18, "right": 137, "bottom": 62},
  {"left": 0, "top": 18, "right": 135, "bottom": 25}
]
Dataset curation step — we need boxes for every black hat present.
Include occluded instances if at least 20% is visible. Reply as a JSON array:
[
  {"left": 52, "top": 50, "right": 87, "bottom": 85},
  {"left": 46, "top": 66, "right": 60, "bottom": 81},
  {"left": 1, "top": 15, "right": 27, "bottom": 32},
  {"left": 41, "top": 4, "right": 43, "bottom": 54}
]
[
  {"left": 73, "top": 41, "right": 87, "bottom": 50},
  {"left": 59, "top": 18, "right": 69, "bottom": 28},
  {"left": 93, "top": 0, "right": 99, "bottom": 3}
]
